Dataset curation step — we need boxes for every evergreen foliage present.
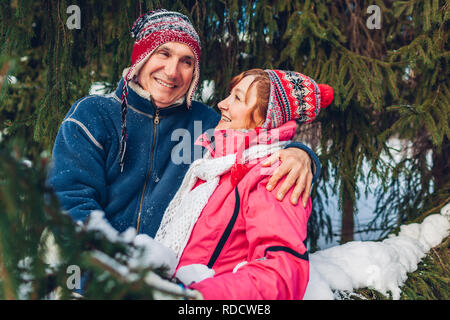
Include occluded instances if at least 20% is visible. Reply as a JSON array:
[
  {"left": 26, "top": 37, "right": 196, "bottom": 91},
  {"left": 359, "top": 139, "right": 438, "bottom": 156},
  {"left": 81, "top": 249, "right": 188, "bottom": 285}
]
[
  {"left": 0, "top": 0, "right": 448, "bottom": 299},
  {"left": 400, "top": 237, "right": 449, "bottom": 300}
]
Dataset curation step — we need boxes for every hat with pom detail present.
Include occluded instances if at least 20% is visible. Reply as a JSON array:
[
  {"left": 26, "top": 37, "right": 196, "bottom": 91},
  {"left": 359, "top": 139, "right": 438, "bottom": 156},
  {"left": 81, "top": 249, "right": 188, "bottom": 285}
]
[{"left": 262, "top": 70, "right": 333, "bottom": 130}]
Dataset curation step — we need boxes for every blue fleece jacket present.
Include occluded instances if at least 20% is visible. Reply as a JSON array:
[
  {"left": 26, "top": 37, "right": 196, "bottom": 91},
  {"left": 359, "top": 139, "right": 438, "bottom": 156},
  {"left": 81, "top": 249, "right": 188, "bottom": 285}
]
[{"left": 47, "top": 78, "right": 321, "bottom": 237}]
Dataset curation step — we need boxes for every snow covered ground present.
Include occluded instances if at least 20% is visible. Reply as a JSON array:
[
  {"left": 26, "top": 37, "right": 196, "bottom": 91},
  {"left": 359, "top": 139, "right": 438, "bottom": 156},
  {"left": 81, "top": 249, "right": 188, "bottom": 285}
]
[{"left": 304, "top": 202, "right": 449, "bottom": 300}]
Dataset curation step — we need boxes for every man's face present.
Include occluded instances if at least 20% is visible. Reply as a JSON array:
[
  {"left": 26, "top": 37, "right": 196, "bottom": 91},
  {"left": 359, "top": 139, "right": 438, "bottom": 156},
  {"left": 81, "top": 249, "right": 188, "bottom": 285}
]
[{"left": 138, "top": 42, "right": 195, "bottom": 108}]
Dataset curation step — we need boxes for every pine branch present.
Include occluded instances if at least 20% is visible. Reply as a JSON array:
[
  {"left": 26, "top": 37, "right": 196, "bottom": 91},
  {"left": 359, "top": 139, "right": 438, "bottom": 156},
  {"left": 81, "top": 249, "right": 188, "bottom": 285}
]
[{"left": 413, "top": 196, "right": 450, "bottom": 223}]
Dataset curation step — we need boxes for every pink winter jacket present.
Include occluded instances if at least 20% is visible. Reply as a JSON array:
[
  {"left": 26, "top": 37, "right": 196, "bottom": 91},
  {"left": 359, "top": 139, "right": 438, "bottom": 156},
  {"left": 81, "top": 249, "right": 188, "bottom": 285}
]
[{"left": 177, "top": 121, "right": 311, "bottom": 300}]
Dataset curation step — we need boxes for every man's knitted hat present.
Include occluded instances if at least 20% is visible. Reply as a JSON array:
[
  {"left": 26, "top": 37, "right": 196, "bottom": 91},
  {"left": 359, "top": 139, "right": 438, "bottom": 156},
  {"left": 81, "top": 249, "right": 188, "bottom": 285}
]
[
  {"left": 262, "top": 70, "right": 334, "bottom": 130},
  {"left": 119, "top": 9, "right": 202, "bottom": 171}
]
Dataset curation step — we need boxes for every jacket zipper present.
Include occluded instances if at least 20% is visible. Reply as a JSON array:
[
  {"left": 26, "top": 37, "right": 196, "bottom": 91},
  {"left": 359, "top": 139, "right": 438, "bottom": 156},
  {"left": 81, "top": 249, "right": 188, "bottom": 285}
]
[
  {"left": 136, "top": 109, "right": 160, "bottom": 233},
  {"left": 207, "top": 186, "right": 241, "bottom": 268}
]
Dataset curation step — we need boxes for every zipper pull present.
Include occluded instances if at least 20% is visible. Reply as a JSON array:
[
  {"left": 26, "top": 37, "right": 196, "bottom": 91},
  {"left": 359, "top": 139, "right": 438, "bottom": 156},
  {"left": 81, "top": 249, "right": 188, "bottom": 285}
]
[{"left": 154, "top": 110, "right": 160, "bottom": 125}]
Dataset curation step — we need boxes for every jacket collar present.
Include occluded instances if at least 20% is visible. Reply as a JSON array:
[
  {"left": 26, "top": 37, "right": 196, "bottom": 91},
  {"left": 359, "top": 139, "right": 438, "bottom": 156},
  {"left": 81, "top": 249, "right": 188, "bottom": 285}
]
[{"left": 195, "top": 121, "right": 297, "bottom": 160}]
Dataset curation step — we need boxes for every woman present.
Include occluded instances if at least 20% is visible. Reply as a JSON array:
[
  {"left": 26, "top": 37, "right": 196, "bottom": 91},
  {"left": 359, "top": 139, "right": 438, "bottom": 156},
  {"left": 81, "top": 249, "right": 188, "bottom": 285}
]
[{"left": 155, "top": 69, "right": 334, "bottom": 299}]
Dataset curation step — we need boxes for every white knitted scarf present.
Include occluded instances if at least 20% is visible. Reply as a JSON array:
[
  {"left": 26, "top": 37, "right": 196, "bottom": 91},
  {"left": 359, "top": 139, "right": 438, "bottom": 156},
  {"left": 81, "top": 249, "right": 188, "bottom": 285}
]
[{"left": 155, "top": 140, "right": 289, "bottom": 260}]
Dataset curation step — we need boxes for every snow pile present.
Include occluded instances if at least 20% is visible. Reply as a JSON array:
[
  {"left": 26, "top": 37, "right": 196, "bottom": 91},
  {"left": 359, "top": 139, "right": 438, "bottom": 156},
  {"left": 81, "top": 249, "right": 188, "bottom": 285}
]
[{"left": 304, "top": 203, "right": 450, "bottom": 300}]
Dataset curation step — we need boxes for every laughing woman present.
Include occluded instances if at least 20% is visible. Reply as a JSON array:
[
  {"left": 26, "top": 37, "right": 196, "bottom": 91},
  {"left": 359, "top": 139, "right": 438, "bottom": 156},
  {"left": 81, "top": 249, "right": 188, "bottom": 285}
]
[{"left": 155, "top": 69, "right": 334, "bottom": 300}]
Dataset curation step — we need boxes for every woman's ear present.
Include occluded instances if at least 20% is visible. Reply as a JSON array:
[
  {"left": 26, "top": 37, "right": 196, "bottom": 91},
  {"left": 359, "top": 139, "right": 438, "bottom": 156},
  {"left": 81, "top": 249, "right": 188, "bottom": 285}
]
[
  {"left": 247, "top": 111, "right": 264, "bottom": 129},
  {"left": 257, "top": 117, "right": 265, "bottom": 127},
  {"left": 254, "top": 111, "right": 266, "bottom": 128}
]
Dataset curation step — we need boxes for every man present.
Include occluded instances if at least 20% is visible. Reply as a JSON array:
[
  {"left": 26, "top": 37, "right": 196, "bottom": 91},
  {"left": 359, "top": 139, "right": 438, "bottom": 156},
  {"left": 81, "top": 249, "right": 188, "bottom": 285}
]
[{"left": 47, "top": 10, "right": 321, "bottom": 238}]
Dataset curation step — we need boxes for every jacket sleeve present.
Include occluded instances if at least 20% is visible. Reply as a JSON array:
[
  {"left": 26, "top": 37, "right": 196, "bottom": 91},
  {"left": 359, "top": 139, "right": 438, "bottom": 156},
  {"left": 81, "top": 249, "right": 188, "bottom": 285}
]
[
  {"left": 189, "top": 176, "right": 311, "bottom": 300},
  {"left": 46, "top": 97, "right": 110, "bottom": 223},
  {"left": 283, "top": 141, "right": 321, "bottom": 183}
]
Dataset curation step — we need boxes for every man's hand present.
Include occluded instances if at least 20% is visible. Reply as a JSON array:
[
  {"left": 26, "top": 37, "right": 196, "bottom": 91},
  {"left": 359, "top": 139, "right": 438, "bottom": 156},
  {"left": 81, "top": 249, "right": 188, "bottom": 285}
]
[{"left": 262, "top": 148, "right": 313, "bottom": 207}]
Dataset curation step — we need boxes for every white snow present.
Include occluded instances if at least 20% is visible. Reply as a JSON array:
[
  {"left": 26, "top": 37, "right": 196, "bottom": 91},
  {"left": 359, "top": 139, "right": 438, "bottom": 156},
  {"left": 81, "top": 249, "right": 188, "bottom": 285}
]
[
  {"left": 89, "top": 82, "right": 109, "bottom": 95},
  {"left": 86, "top": 210, "right": 122, "bottom": 242},
  {"left": 304, "top": 202, "right": 450, "bottom": 300}
]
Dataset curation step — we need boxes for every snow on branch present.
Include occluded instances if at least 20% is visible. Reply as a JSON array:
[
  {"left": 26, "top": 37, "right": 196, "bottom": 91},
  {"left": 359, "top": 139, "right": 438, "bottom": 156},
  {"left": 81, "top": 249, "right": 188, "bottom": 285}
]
[
  {"left": 44, "top": 211, "right": 200, "bottom": 299},
  {"left": 304, "top": 203, "right": 450, "bottom": 300}
]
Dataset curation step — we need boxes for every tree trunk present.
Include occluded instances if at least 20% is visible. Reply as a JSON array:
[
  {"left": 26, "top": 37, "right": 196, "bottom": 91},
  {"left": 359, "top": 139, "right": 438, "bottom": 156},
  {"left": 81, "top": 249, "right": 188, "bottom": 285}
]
[
  {"left": 431, "top": 136, "right": 449, "bottom": 192},
  {"left": 0, "top": 61, "right": 10, "bottom": 90},
  {"left": 341, "top": 187, "right": 355, "bottom": 243}
]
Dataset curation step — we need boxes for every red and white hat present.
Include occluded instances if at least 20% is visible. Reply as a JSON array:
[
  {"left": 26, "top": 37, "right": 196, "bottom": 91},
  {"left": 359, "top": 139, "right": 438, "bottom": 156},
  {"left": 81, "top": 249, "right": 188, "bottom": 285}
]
[{"left": 263, "top": 70, "right": 334, "bottom": 130}]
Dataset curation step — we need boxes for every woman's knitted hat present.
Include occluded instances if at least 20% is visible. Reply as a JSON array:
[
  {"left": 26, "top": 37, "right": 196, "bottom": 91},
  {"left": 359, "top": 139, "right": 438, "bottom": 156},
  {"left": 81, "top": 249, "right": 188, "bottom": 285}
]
[
  {"left": 119, "top": 9, "right": 202, "bottom": 171},
  {"left": 262, "top": 70, "right": 334, "bottom": 130}
]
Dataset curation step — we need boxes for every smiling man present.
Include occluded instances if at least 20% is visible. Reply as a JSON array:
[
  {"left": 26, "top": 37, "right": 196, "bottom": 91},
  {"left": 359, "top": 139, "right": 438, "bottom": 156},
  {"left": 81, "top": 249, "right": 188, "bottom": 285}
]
[
  {"left": 47, "top": 9, "right": 321, "bottom": 238},
  {"left": 138, "top": 43, "right": 195, "bottom": 107}
]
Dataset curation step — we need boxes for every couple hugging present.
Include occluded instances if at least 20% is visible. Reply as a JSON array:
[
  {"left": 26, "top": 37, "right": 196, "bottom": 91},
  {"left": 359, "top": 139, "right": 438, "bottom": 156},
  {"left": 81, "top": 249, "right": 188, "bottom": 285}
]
[{"left": 47, "top": 9, "right": 333, "bottom": 299}]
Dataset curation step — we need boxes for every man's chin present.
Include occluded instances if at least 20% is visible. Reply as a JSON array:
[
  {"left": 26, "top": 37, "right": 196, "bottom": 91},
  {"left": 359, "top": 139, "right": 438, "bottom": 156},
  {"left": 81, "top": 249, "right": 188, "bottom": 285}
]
[{"left": 152, "top": 94, "right": 183, "bottom": 108}]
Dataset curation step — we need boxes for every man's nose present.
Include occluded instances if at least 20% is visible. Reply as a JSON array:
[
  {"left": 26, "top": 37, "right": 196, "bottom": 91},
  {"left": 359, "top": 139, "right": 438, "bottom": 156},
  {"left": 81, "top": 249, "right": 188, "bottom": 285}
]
[{"left": 164, "top": 59, "right": 178, "bottom": 79}]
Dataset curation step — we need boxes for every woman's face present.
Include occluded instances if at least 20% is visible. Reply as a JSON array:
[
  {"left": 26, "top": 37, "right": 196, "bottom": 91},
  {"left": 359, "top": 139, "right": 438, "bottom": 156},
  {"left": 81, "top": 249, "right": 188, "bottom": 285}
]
[{"left": 216, "top": 75, "right": 264, "bottom": 130}]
